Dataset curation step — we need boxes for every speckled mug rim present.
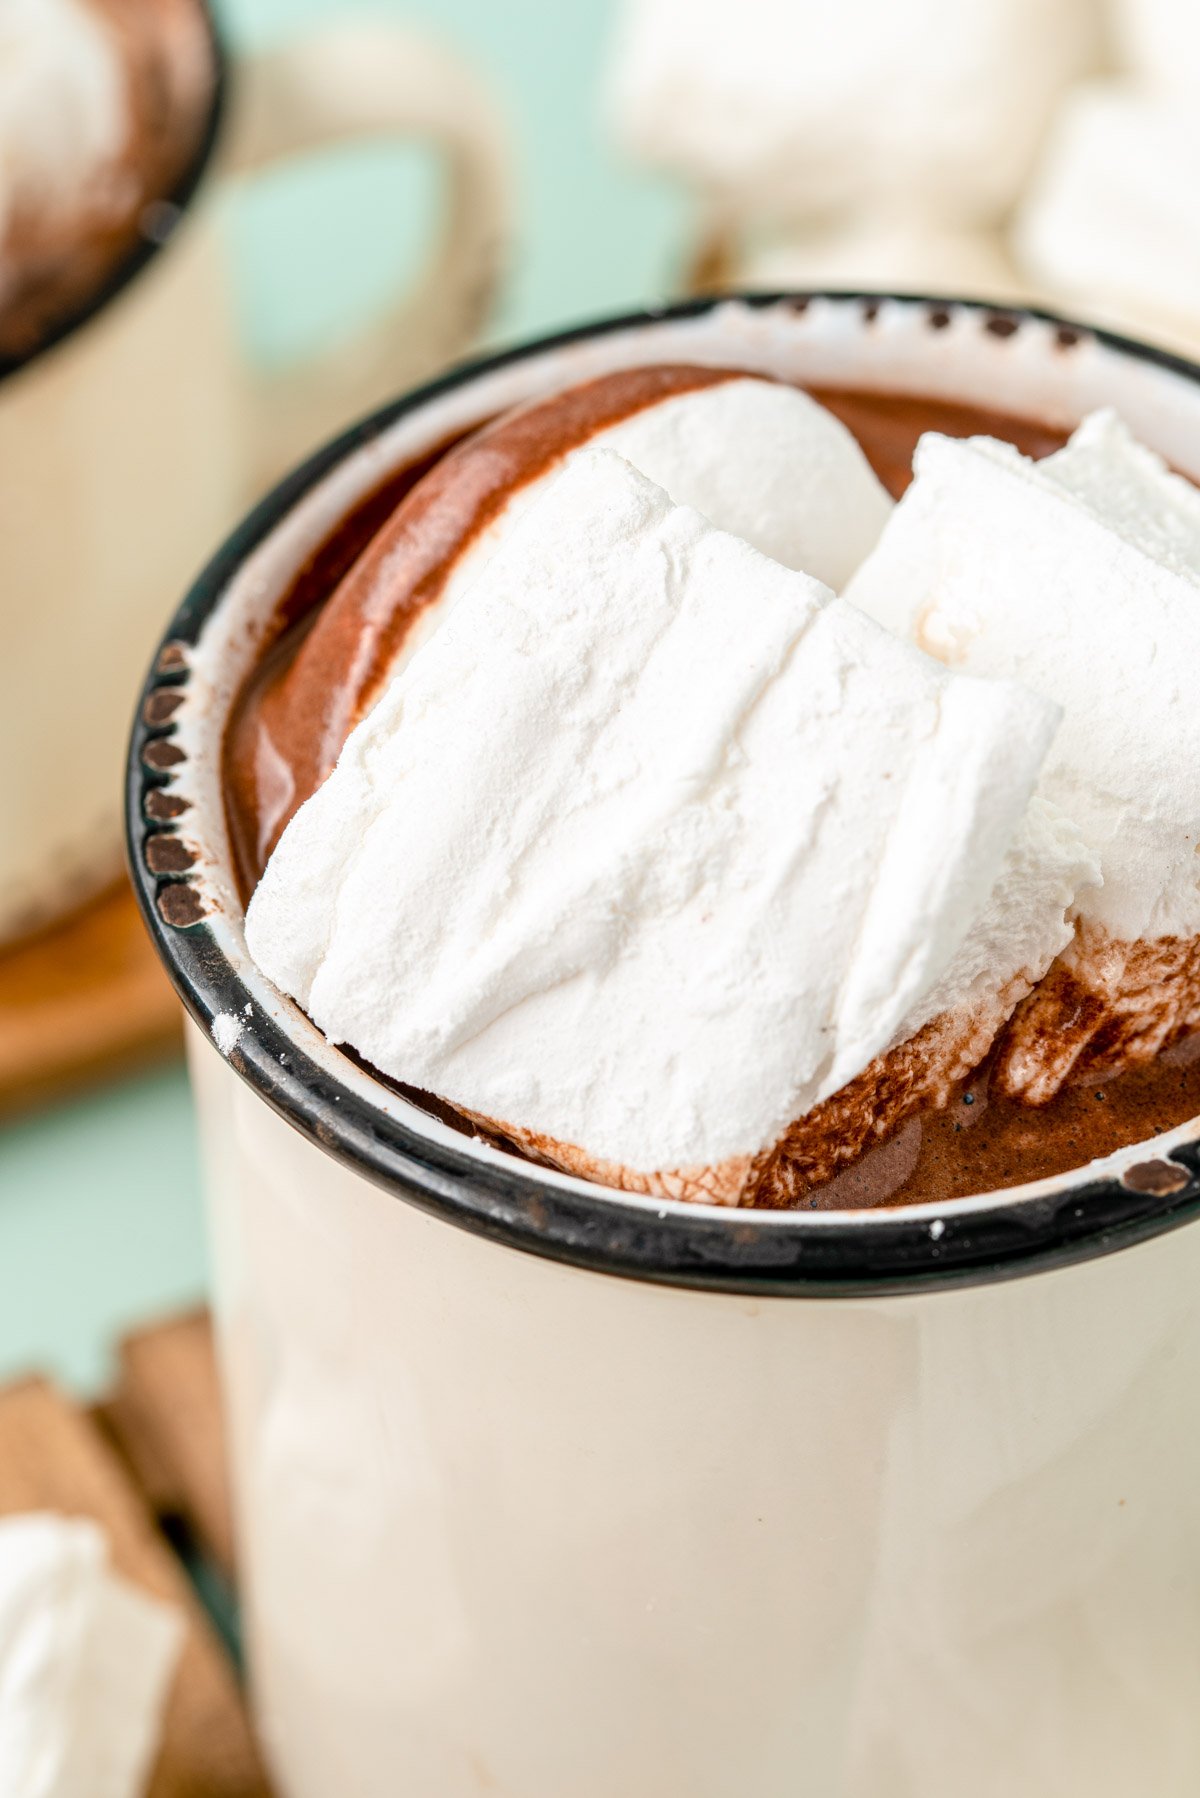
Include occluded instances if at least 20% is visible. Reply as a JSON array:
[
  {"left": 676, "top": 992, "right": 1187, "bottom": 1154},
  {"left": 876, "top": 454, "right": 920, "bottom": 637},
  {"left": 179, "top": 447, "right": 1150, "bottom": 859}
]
[
  {"left": 0, "top": 0, "right": 227, "bottom": 389},
  {"left": 127, "top": 291, "right": 1200, "bottom": 1298}
]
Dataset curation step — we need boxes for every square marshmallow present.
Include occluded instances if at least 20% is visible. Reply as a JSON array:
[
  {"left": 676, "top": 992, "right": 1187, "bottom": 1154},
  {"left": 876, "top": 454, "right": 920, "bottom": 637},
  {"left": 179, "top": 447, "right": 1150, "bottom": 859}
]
[
  {"left": 248, "top": 449, "right": 1070, "bottom": 1180},
  {"left": 846, "top": 410, "right": 1200, "bottom": 945}
]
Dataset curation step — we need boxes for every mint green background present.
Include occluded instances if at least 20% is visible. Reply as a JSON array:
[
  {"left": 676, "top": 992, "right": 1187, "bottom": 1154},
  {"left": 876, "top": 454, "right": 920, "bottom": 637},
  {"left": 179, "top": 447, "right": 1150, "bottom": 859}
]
[{"left": 0, "top": 0, "right": 690, "bottom": 1394}]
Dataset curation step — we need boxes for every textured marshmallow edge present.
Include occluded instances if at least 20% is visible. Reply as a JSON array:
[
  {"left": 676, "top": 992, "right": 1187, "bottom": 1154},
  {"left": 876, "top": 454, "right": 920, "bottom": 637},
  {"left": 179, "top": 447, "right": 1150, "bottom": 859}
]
[
  {"left": 823, "top": 672, "right": 1061, "bottom": 1099},
  {"left": 850, "top": 425, "right": 1200, "bottom": 721},
  {"left": 363, "top": 374, "right": 897, "bottom": 696},
  {"left": 464, "top": 1102, "right": 754, "bottom": 1207},
  {"left": 1040, "top": 409, "right": 1200, "bottom": 580},
  {"left": 467, "top": 982, "right": 1054, "bottom": 1208},
  {"left": 592, "top": 375, "right": 895, "bottom": 590},
  {"left": 63, "top": 1574, "right": 184, "bottom": 1798},
  {"left": 243, "top": 760, "right": 356, "bottom": 1012},
  {"left": 853, "top": 426, "right": 1200, "bottom": 938},
  {"left": 463, "top": 1015, "right": 964, "bottom": 1207},
  {"left": 994, "top": 920, "right": 1200, "bottom": 1103},
  {"left": 898, "top": 793, "right": 1100, "bottom": 1045},
  {"left": 926, "top": 420, "right": 1200, "bottom": 594},
  {"left": 873, "top": 426, "right": 1200, "bottom": 687}
]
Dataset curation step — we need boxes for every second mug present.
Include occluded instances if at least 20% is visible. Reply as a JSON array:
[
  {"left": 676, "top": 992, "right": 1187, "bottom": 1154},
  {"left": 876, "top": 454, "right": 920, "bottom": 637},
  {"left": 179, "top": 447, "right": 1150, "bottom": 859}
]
[{"left": 0, "top": 0, "right": 510, "bottom": 944}]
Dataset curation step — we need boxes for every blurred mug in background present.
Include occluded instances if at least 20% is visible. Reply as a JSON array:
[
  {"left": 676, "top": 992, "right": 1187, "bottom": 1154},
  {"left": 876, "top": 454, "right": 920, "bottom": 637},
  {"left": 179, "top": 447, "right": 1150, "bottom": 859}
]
[
  {"left": 1017, "top": 0, "right": 1200, "bottom": 358},
  {"left": 606, "top": 0, "right": 1097, "bottom": 300},
  {"left": 0, "top": 0, "right": 510, "bottom": 946}
]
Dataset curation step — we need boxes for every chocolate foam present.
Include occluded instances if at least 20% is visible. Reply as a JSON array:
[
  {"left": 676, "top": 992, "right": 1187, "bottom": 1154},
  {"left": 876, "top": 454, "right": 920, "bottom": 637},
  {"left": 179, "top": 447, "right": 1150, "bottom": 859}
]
[
  {"left": 0, "top": 0, "right": 216, "bottom": 360},
  {"left": 223, "top": 367, "right": 1200, "bottom": 1209}
]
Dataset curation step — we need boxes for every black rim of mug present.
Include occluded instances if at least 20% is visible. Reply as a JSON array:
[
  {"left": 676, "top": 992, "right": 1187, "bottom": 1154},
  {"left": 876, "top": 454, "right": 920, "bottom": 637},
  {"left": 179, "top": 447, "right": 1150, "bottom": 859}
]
[
  {"left": 0, "top": 0, "right": 228, "bottom": 388},
  {"left": 127, "top": 290, "right": 1200, "bottom": 1297}
]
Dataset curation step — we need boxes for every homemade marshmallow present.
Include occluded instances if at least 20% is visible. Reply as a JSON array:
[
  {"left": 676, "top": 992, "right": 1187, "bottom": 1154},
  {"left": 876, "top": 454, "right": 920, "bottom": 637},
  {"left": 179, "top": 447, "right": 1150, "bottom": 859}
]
[
  {"left": 247, "top": 449, "right": 1083, "bottom": 1203},
  {"left": 0, "top": 0, "right": 127, "bottom": 261},
  {"left": 1110, "top": 0, "right": 1200, "bottom": 95},
  {"left": 1016, "top": 84, "right": 1200, "bottom": 357},
  {"left": 846, "top": 410, "right": 1200, "bottom": 1097},
  {"left": 607, "top": 0, "right": 1096, "bottom": 228},
  {"left": 0, "top": 1514, "right": 183, "bottom": 1798},
  {"left": 594, "top": 378, "right": 893, "bottom": 591},
  {"left": 436, "top": 376, "right": 891, "bottom": 639},
  {"left": 331, "top": 373, "right": 894, "bottom": 717}
]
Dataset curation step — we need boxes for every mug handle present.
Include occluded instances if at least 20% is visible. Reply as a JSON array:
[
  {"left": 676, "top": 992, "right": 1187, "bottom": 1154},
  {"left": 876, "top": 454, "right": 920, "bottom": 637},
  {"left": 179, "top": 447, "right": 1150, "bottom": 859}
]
[{"left": 221, "top": 22, "right": 512, "bottom": 487}]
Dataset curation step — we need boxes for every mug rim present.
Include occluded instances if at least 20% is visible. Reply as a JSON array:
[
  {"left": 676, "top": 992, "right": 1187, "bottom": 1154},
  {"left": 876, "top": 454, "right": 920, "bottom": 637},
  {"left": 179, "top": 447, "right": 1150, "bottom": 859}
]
[
  {"left": 0, "top": 0, "right": 228, "bottom": 390},
  {"left": 127, "top": 289, "right": 1200, "bottom": 1298}
]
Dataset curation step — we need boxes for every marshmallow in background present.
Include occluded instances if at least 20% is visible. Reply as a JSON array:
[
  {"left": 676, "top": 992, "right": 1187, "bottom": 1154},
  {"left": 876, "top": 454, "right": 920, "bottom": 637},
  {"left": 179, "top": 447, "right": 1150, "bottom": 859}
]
[
  {"left": 1110, "top": 0, "right": 1200, "bottom": 95},
  {"left": 1016, "top": 84, "right": 1200, "bottom": 358},
  {"left": 248, "top": 448, "right": 1068, "bottom": 1188},
  {"left": 608, "top": 0, "right": 1097, "bottom": 229},
  {"left": 845, "top": 410, "right": 1200, "bottom": 946},
  {"left": 735, "top": 221, "right": 1031, "bottom": 307},
  {"left": 0, "top": 0, "right": 126, "bottom": 255},
  {"left": 0, "top": 1513, "right": 184, "bottom": 1798}
]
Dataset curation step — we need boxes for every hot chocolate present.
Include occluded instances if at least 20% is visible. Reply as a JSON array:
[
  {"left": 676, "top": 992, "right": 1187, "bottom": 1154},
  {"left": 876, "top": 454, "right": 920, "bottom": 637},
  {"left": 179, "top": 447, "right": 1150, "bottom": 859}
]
[
  {"left": 225, "top": 365, "right": 1200, "bottom": 1210},
  {"left": 0, "top": 0, "right": 216, "bottom": 363}
]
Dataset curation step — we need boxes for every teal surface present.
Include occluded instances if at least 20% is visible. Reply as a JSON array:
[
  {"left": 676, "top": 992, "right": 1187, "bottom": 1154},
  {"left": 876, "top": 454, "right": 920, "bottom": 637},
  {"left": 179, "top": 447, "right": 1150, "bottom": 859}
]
[{"left": 0, "top": 0, "right": 688, "bottom": 1394}]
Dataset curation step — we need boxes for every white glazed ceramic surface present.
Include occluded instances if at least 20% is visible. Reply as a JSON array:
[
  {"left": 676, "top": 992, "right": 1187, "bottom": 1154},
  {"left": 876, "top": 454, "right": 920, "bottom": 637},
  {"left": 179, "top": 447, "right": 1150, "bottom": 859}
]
[
  {"left": 149, "top": 298, "right": 1200, "bottom": 1797},
  {"left": 192, "top": 1023, "right": 1200, "bottom": 1798},
  {"left": 0, "top": 17, "right": 509, "bottom": 945}
]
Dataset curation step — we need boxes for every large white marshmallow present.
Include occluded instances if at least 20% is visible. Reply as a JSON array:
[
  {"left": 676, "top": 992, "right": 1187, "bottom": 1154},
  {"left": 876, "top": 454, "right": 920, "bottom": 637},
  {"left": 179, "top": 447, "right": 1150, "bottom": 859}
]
[
  {"left": 1111, "top": 0, "right": 1200, "bottom": 95},
  {"left": 594, "top": 377, "right": 892, "bottom": 591},
  {"left": 0, "top": 1514, "right": 184, "bottom": 1798},
  {"left": 375, "top": 376, "right": 893, "bottom": 698},
  {"left": 607, "top": 0, "right": 1096, "bottom": 228},
  {"left": 0, "top": 0, "right": 126, "bottom": 257},
  {"left": 846, "top": 410, "right": 1200, "bottom": 944},
  {"left": 1016, "top": 84, "right": 1200, "bottom": 357},
  {"left": 248, "top": 449, "right": 1071, "bottom": 1177}
]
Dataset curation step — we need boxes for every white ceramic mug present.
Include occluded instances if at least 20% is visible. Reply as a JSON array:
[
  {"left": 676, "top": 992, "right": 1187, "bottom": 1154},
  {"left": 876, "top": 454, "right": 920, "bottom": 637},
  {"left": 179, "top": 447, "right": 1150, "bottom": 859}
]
[
  {"left": 131, "top": 296, "right": 1200, "bottom": 1798},
  {"left": 0, "top": 4, "right": 510, "bottom": 945}
]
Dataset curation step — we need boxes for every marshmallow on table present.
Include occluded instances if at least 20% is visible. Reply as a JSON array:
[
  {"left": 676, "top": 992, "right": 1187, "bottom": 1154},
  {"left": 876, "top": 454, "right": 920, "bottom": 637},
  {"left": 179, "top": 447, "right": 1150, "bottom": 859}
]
[
  {"left": 846, "top": 409, "right": 1200, "bottom": 1100},
  {"left": 607, "top": 0, "right": 1096, "bottom": 229},
  {"left": 247, "top": 448, "right": 1085, "bottom": 1204},
  {"left": 0, "top": 0, "right": 126, "bottom": 261},
  {"left": 0, "top": 1514, "right": 183, "bottom": 1798},
  {"left": 1015, "top": 84, "right": 1200, "bottom": 360}
]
